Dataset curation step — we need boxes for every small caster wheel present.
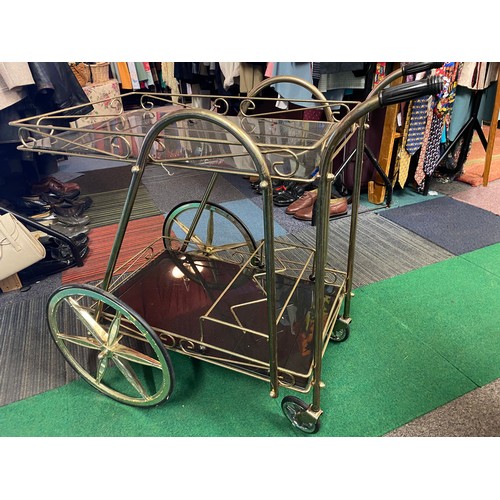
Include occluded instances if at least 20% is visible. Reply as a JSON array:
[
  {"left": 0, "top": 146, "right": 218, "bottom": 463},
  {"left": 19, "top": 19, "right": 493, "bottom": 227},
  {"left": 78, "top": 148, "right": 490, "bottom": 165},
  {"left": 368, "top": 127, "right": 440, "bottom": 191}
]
[
  {"left": 281, "top": 396, "right": 320, "bottom": 434},
  {"left": 330, "top": 324, "right": 350, "bottom": 343}
]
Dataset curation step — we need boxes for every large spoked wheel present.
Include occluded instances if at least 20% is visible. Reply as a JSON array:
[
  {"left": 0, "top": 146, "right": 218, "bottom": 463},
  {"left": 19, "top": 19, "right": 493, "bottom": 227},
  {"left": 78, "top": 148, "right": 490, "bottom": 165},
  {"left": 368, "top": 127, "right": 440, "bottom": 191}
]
[
  {"left": 47, "top": 284, "right": 175, "bottom": 407},
  {"left": 163, "top": 200, "right": 257, "bottom": 260},
  {"left": 163, "top": 201, "right": 259, "bottom": 287},
  {"left": 281, "top": 395, "right": 321, "bottom": 434}
]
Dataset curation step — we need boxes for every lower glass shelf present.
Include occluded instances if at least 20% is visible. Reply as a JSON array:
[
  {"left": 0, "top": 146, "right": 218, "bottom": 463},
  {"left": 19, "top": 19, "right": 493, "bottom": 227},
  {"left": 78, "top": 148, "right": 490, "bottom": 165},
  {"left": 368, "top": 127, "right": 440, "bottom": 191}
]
[{"left": 113, "top": 248, "right": 346, "bottom": 391}]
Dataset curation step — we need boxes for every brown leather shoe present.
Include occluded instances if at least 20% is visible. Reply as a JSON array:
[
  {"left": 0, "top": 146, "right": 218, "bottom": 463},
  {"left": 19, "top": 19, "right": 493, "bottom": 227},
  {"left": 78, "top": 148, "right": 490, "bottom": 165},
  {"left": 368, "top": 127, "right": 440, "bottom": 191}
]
[
  {"left": 31, "top": 177, "right": 81, "bottom": 198},
  {"left": 285, "top": 189, "right": 318, "bottom": 215},
  {"left": 293, "top": 197, "right": 348, "bottom": 221}
]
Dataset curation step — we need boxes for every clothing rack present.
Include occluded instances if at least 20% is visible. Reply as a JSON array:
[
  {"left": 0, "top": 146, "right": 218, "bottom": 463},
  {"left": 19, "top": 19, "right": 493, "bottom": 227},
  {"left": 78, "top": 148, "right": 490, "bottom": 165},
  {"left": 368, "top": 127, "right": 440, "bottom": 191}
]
[{"left": 423, "top": 87, "right": 491, "bottom": 194}]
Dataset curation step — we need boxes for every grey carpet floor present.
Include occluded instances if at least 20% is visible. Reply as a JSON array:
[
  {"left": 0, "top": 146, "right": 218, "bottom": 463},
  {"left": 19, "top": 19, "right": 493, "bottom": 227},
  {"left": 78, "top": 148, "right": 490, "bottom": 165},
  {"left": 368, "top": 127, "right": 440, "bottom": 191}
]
[
  {"left": 85, "top": 185, "right": 161, "bottom": 228},
  {"left": 141, "top": 167, "right": 248, "bottom": 215},
  {"left": 385, "top": 377, "right": 500, "bottom": 437},
  {"left": 0, "top": 292, "right": 79, "bottom": 406},
  {"left": 287, "top": 211, "right": 454, "bottom": 288},
  {"left": 380, "top": 196, "right": 500, "bottom": 255}
]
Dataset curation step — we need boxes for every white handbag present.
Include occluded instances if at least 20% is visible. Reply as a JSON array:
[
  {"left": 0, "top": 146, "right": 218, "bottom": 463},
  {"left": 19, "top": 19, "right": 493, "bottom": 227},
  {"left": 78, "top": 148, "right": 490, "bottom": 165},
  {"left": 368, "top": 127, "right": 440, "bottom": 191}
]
[{"left": 0, "top": 213, "right": 47, "bottom": 281}]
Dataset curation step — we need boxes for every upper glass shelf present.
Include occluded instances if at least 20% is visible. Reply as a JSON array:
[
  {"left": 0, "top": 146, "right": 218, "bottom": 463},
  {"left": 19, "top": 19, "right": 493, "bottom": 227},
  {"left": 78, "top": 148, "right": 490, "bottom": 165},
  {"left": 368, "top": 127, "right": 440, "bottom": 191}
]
[{"left": 10, "top": 92, "right": 356, "bottom": 180}]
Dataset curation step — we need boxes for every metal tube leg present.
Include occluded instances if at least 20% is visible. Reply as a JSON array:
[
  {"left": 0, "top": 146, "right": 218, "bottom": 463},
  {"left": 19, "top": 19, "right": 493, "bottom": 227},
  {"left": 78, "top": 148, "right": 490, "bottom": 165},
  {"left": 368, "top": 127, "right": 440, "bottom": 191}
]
[
  {"left": 343, "top": 117, "right": 367, "bottom": 321},
  {"left": 310, "top": 171, "right": 334, "bottom": 414}
]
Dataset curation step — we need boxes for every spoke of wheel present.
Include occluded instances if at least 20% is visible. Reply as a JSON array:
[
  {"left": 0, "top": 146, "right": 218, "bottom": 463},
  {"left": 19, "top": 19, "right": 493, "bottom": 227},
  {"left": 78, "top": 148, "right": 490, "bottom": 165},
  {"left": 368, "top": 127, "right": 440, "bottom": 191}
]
[
  {"left": 113, "top": 344, "right": 162, "bottom": 369},
  {"left": 96, "top": 352, "right": 109, "bottom": 384},
  {"left": 174, "top": 218, "right": 205, "bottom": 248},
  {"left": 113, "top": 356, "right": 148, "bottom": 398},
  {"left": 208, "top": 241, "right": 251, "bottom": 252},
  {"left": 207, "top": 209, "right": 214, "bottom": 248},
  {"left": 107, "top": 312, "right": 122, "bottom": 347},
  {"left": 57, "top": 333, "right": 102, "bottom": 350},
  {"left": 65, "top": 297, "right": 108, "bottom": 345}
]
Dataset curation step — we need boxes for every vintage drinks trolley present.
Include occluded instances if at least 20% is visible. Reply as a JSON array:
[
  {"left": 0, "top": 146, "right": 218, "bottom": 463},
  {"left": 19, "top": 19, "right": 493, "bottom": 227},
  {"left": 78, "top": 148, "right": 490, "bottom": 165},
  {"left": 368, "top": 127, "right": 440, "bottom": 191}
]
[{"left": 10, "top": 64, "right": 442, "bottom": 433}]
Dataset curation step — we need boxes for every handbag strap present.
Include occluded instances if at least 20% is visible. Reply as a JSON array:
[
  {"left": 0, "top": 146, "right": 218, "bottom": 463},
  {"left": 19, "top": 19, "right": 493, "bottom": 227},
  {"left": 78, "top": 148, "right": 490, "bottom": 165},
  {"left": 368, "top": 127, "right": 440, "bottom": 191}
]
[{"left": 0, "top": 216, "right": 23, "bottom": 252}]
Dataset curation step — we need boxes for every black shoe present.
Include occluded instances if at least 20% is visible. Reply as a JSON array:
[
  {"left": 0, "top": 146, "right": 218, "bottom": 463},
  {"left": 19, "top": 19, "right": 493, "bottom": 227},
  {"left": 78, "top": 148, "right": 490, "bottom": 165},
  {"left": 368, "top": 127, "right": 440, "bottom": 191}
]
[
  {"left": 30, "top": 211, "right": 91, "bottom": 227},
  {"left": 273, "top": 183, "right": 307, "bottom": 206},
  {"left": 50, "top": 196, "right": 93, "bottom": 217},
  {"left": 12, "top": 197, "right": 51, "bottom": 216},
  {"left": 43, "top": 222, "right": 90, "bottom": 238},
  {"left": 40, "top": 233, "right": 89, "bottom": 253},
  {"left": 45, "top": 241, "right": 89, "bottom": 261},
  {"left": 273, "top": 191, "right": 297, "bottom": 207}
]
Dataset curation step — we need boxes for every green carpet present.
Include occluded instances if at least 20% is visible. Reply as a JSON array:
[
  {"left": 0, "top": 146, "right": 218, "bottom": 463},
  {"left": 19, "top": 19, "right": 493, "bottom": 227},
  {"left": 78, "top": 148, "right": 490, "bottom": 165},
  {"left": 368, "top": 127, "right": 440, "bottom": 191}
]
[
  {"left": 353, "top": 243, "right": 500, "bottom": 387},
  {"left": 1, "top": 244, "right": 499, "bottom": 437}
]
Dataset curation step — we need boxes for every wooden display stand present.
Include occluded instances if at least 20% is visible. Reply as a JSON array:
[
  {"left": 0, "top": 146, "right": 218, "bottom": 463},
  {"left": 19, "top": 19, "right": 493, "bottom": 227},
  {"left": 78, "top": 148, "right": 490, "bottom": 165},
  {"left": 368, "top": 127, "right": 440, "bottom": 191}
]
[
  {"left": 483, "top": 79, "right": 500, "bottom": 186},
  {"left": 368, "top": 72, "right": 403, "bottom": 204}
]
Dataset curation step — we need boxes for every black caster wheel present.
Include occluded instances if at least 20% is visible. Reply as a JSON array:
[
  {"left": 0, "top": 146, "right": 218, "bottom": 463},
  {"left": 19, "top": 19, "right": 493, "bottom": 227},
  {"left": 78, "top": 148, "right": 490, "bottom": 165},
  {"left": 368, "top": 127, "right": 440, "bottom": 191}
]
[
  {"left": 281, "top": 395, "right": 320, "bottom": 434},
  {"left": 330, "top": 324, "right": 350, "bottom": 343}
]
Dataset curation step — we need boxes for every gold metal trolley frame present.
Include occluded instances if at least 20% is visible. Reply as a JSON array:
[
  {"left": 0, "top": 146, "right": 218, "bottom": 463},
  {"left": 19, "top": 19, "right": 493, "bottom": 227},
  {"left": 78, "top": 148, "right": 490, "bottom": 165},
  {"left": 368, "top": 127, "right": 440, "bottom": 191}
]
[{"left": 10, "top": 66, "right": 443, "bottom": 433}]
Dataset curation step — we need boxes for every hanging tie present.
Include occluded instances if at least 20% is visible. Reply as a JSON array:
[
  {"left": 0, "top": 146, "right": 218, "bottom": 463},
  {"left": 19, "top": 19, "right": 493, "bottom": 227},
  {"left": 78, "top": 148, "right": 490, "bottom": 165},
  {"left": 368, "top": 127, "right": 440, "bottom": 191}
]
[
  {"left": 405, "top": 96, "right": 430, "bottom": 155},
  {"left": 414, "top": 108, "right": 434, "bottom": 188},
  {"left": 395, "top": 102, "right": 414, "bottom": 188}
]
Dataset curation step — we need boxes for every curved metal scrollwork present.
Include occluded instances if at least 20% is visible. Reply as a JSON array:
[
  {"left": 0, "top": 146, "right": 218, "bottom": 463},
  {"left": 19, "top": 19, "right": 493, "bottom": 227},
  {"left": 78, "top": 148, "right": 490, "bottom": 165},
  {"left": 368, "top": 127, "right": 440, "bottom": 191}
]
[
  {"left": 211, "top": 97, "right": 230, "bottom": 116},
  {"left": 109, "top": 135, "right": 132, "bottom": 159},
  {"left": 239, "top": 115, "right": 257, "bottom": 135},
  {"left": 108, "top": 97, "right": 124, "bottom": 115},
  {"left": 179, "top": 338, "right": 199, "bottom": 353},
  {"left": 18, "top": 127, "right": 38, "bottom": 149},
  {"left": 113, "top": 114, "right": 129, "bottom": 132},
  {"left": 239, "top": 98, "right": 256, "bottom": 117},
  {"left": 267, "top": 148, "right": 301, "bottom": 177},
  {"left": 158, "top": 331, "right": 177, "bottom": 348},
  {"left": 147, "top": 138, "right": 166, "bottom": 163},
  {"left": 140, "top": 95, "right": 156, "bottom": 111},
  {"left": 278, "top": 371, "right": 297, "bottom": 388}
]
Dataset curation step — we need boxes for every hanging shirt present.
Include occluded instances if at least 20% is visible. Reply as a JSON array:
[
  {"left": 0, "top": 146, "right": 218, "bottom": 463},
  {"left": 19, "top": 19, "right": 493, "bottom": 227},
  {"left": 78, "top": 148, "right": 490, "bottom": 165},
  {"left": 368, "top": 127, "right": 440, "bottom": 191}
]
[{"left": 271, "top": 62, "right": 315, "bottom": 108}]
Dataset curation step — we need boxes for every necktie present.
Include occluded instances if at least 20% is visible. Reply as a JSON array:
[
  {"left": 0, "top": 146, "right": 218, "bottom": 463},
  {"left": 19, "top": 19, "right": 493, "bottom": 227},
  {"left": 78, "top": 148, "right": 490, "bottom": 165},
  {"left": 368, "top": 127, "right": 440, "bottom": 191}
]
[
  {"left": 423, "top": 113, "right": 444, "bottom": 177},
  {"left": 405, "top": 96, "right": 430, "bottom": 155},
  {"left": 414, "top": 108, "right": 433, "bottom": 189},
  {"left": 396, "top": 101, "right": 414, "bottom": 188}
]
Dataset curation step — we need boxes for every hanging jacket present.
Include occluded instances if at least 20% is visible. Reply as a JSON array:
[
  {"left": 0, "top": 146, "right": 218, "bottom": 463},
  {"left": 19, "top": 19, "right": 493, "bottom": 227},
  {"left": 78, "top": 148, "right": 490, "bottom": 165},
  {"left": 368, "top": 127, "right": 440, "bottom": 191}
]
[{"left": 28, "top": 62, "right": 93, "bottom": 117}]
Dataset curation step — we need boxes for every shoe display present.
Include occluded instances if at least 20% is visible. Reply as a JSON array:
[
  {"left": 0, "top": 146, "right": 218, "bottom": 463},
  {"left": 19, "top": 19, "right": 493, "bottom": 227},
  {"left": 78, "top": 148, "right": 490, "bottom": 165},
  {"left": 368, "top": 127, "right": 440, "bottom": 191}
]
[
  {"left": 293, "top": 197, "right": 348, "bottom": 221},
  {"left": 44, "top": 240, "right": 90, "bottom": 261},
  {"left": 18, "top": 247, "right": 89, "bottom": 285},
  {"left": 54, "top": 213, "right": 91, "bottom": 226}
]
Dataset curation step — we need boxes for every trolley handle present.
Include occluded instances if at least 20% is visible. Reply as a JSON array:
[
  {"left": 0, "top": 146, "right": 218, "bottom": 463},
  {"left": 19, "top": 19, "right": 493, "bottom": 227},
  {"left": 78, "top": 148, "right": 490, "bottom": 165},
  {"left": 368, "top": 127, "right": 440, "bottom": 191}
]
[
  {"left": 401, "top": 62, "right": 443, "bottom": 76},
  {"left": 378, "top": 76, "right": 444, "bottom": 106}
]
